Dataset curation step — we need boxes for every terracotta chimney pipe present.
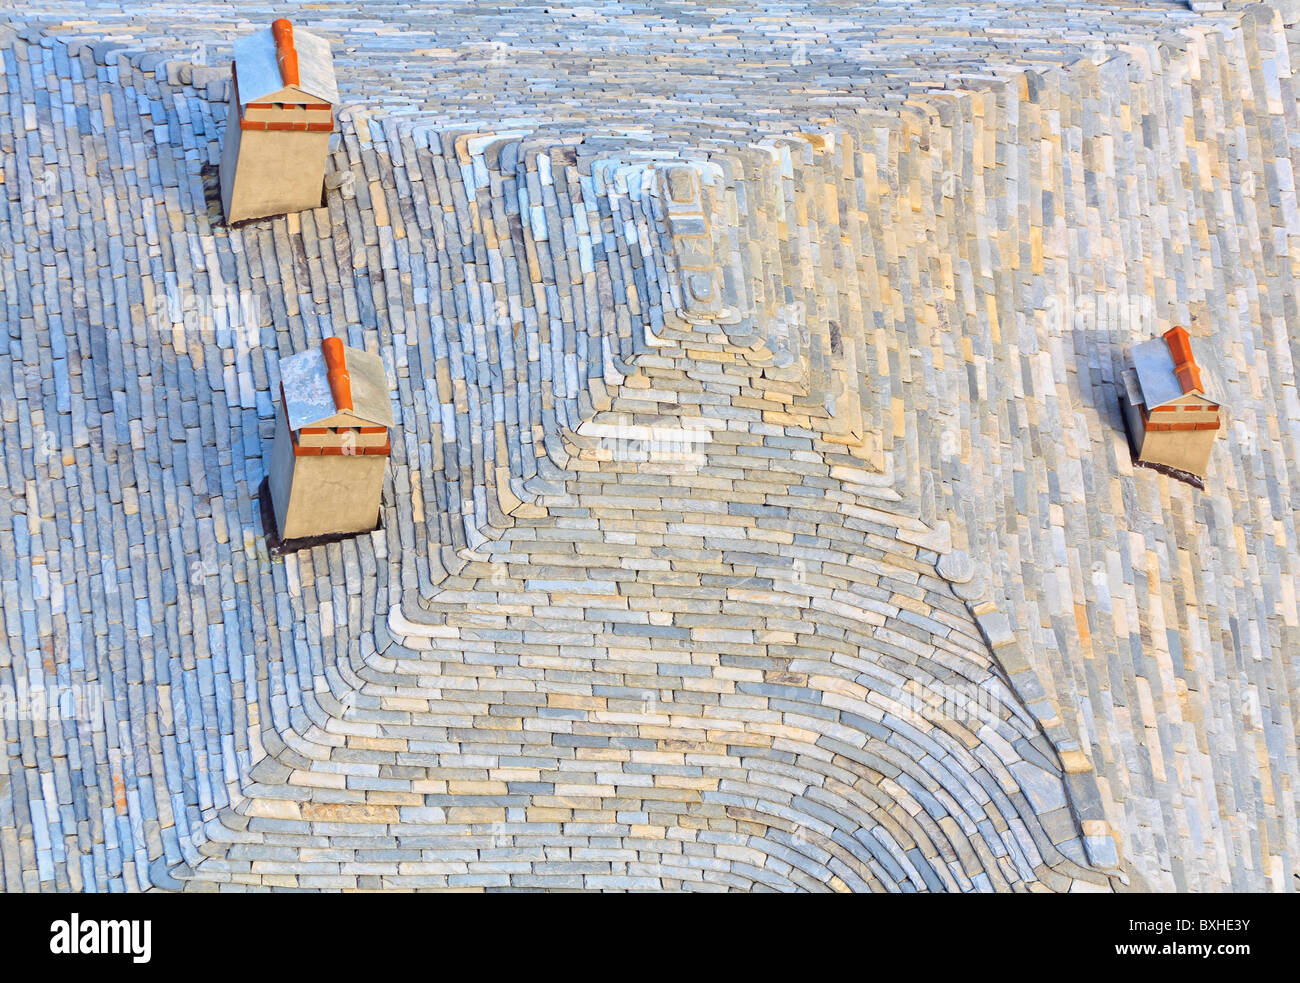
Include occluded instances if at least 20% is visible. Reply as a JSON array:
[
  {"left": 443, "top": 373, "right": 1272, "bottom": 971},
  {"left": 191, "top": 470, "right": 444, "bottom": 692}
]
[
  {"left": 321, "top": 336, "right": 353, "bottom": 412},
  {"left": 272, "top": 18, "right": 300, "bottom": 88},
  {"left": 1163, "top": 325, "right": 1204, "bottom": 395}
]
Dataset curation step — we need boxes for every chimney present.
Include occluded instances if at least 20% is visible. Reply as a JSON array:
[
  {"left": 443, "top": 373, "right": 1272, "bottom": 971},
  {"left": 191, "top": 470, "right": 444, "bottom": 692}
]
[
  {"left": 268, "top": 338, "right": 394, "bottom": 542},
  {"left": 1120, "top": 325, "right": 1222, "bottom": 481},
  {"left": 219, "top": 18, "right": 339, "bottom": 223}
]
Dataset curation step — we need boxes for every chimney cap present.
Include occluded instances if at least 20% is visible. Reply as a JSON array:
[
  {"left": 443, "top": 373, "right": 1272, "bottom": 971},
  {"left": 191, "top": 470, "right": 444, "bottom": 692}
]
[
  {"left": 232, "top": 20, "right": 338, "bottom": 108},
  {"left": 1130, "top": 326, "right": 1220, "bottom": 410},
  {"left": 278, "top": 339, "right": 394, "bottom": 431}
]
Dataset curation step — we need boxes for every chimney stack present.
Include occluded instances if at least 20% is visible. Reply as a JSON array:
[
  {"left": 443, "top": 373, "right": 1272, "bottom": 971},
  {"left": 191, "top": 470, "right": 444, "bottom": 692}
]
[
  {"left": 219, "top": 18, "right": 338, "bottom": 223},
  {"left": 268, "top": 338, "right": 394, "bottom": 542},
  {"left": 1121, "top": 325, "right": 1222, "bottom": 480}
]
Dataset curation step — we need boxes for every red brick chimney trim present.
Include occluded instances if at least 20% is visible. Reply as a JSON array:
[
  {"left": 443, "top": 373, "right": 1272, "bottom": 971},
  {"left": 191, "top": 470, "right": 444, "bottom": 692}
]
[{"left": 239, "top": 118, "right": 334, "bottom": 132}]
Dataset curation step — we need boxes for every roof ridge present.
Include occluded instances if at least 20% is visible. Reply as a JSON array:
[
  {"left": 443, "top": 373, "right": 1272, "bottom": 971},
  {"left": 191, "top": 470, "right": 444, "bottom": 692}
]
[
  {"left": 1163, "top": 324, "right": 1204, "bottom": 395},
  {"left": 271, "top": 18, "right": 299, "bottom": 89},
  {"left": 321, "top": 336, "right": 354, "bottom": 413}
]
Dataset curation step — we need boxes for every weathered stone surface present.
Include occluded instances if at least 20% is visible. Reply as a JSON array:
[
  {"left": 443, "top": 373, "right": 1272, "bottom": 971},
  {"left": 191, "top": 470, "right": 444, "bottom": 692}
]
[
  {"left": 0, "top": 1, "right": 1296, "bottom": 894},
  {"left": 936, "top": 550, "right": 975, "bottom": 585}
]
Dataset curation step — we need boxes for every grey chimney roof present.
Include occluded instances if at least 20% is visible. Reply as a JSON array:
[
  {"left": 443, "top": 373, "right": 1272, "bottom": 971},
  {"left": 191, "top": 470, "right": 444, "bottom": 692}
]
[
  {"left": 1130, "top": 333, "right": 1221, "bottom": 410},
  {"left": 278, "top": 343, "right": 394, "bottom": 431},
  {"left": 233, "top": 24, "right": 338, "bottom": 108}
]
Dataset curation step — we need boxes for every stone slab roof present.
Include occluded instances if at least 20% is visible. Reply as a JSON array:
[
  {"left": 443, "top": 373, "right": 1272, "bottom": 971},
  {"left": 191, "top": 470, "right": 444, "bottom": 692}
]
[{"left": 0, "top": 0, "right": 1296, "bottom": 893}]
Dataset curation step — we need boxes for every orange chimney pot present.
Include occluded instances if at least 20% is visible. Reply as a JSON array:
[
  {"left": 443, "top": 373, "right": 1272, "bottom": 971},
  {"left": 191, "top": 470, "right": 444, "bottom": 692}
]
[
  {"left": 272, "top": 18, "right": 300, "bottom": 88},
  {"left": 1163, "top": 325, "right": 1204, "bottom": 395},
  {"left": 321, "top": 336, "right": 353, "bottom": 412}
]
